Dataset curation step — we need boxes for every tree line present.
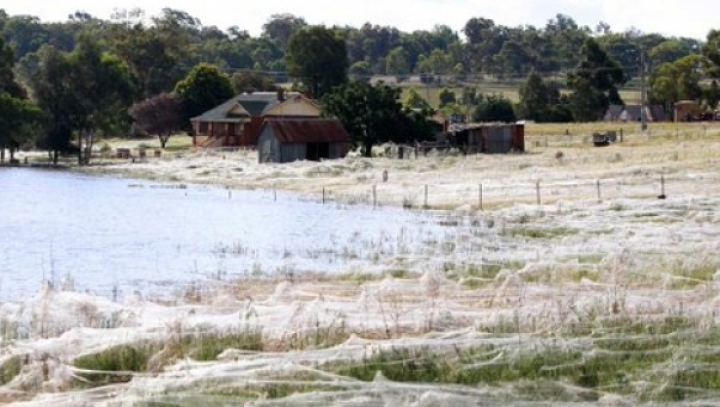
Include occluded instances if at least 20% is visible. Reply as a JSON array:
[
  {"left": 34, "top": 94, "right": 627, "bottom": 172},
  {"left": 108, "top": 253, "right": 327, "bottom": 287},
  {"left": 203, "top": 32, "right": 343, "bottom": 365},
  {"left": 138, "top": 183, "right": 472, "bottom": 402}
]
[
  {"left": 0, "top": 9, "right": 711, "bottom": 80},
  {"left": 2, "top": 8, "right": 720, "bottom": 162}
]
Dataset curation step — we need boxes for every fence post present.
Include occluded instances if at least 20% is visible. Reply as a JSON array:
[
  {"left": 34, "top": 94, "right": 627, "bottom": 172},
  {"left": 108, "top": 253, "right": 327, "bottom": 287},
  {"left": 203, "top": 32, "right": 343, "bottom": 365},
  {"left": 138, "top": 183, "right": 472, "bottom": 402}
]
[
  {"left": 322, "top": 187, "right": 326, "bottom": 204},
  {"left": 274, "top": 189, "right": 277, "bottom": 201},
  {"left": 659, "top": 174, "right": 666, "bottom": 199},
  {"left": 596, "top": 179, "right": 601, "bottom": 203},
  {"left": 479, "top": 183, "right": 483, "bottom": 211},
  {"left": 372, "top": 185, "right": 377, "bottom": 208},
  {"left": 536, "top": 180, "right": 541, "bottom": 205},
  {"left": 424, "top": 184, "right": 428, "bottom": 209},
  {"left": 228, "top": 189, "right": 232, "bottom": 199}
]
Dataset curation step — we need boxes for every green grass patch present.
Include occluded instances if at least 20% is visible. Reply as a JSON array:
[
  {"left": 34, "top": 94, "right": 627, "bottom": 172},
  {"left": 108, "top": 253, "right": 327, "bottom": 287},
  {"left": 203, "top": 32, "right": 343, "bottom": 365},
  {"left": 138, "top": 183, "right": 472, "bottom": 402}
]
[
  {"left": 571, "top": 268, "right": 601, "bottom": 282},
  {"left": 502, "top": 226, "right": 578, "bottom": 240},
  {"left": 0, "top": 356, "right": 21, "bottom": 385},
  {"left": 72, "top": 330, "right": 265, "bottom": 386},
  {"left": 74, "top": 344, "right": 158, "bottom": 385},
  {"left": 666, "top": 262, "right": 719, "bottom": 290},
  {"left": 182, "top": 329, "right": 264, "bottom": 361},
  {"left": 329, "top": 320, "right": 720, "bottom": 402},
  {"left": 336, "top": 271, "right": 379, "bottom": 284},
  {"left": 577, "top": 254, "right": 605, "bottom": 264},
  {"left": 609, "top": 203, "right": 626, "bottom": 211},
  {"left": 388, "top": 269, "right": 413, "bottom": 279},
  {"left": 445, "top": 260, "right": 526, "bottom": 287},
  {"left": 201, "top": 381, "right": 347, "bottom": 400},
  {"left": 303, "top": 166, "right": 345, "bottom": 178}
]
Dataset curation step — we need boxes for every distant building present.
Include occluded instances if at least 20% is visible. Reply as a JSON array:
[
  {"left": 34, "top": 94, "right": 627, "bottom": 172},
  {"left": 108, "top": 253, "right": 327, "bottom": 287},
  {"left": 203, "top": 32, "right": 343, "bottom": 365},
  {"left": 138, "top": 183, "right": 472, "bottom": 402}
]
[
  {"left": 673, "top": 100, "right": 703, "bottom": 122},
  {"left": 447, "top": 122, "right": 525, "bottom": 154},
  {"left": 190, "top": 91, "right": 321, "bottom": 148},
  {"left": 604, "top": 105, "right": 667, "bottom": 122},
  {"left": 257, "top": 118, "right": 351, "bottom": 163}
]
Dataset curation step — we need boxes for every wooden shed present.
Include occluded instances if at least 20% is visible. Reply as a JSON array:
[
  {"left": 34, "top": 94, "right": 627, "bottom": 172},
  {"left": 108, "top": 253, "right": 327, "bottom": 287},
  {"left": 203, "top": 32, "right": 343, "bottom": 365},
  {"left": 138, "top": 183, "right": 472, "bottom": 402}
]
[
  {"left": 258, "top": 118, "right": 351, "bottom": 163},
  {"left": 450, "top": 123, "right": 525, "bottom": 154},
  {"left": 674, "top": 100, "right": 702, "bottom": 122}
]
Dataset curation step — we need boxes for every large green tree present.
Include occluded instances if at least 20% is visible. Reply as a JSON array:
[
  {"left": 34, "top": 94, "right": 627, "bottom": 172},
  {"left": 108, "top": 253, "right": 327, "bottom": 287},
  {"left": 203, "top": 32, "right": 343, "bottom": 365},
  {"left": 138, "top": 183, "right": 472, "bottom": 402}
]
[
  {"left": 286, "top": 25, "right": 348, "bottom": 98},
  {"left": 110, "top": 21, "right": 189, "bottom": 99},
  {"left": 27, "top": 37, "right": 134, "bottom": 165},
  {"left": 69, "top": 35, "right": 135, "bottom": 164},
  {"left": 261, "top": 14, "right": 307, "bottom": 50},
  {"left": 0, "top": 6, "right": 707, "bottom": 83},
  {"left": 704, "top": 29, "right": 720, "bottom": 78},
  {"left": 27, "top": 46, "right": 80, "bottom": 164},
  {"left": 0, "top": 38, "right": 42, "bottom": 162},
  {"left": 518, "top": 71, "right": 549, "bottom": 121},
  {"left": 0, "top": 94, "right": 42, "bottom": 162},
  {"left": 567, "top": 38, "right": 626, "bottom": 122},
  {"left": 649, "top": 39, "right": 695, "bottom": 66},
  {"left": 649, "top": 54, "right": 704, "bottom": 109},
  {"left": 322, "top": 81, "right": 434, "bottom": 157},
  {"left": 174, "top": 63, "right": 234, "bottom": 131}
]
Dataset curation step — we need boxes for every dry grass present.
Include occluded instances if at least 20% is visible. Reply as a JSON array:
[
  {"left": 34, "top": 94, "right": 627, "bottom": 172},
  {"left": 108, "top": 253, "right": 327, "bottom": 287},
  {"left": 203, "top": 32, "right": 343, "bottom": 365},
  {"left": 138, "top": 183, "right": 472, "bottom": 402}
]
[{"left": 9, "top": 120, "right": 720, "bottom": 405}]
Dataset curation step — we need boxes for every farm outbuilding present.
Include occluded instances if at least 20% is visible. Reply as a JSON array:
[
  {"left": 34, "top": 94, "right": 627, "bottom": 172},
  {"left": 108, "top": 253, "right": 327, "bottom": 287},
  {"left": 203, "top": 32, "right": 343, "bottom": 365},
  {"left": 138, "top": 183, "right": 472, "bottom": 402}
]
[
  {"left": 673, "top": 100, "right": 703, "bottom": 122},
  {"left": 448, "top": 123, "right": 525, "bottom": 154},
  {"left": 604, "top": 104, "right": 668, "bottom": 122},
  {"left": 258, "top": 118, "right": 351, "bottom": 163}
]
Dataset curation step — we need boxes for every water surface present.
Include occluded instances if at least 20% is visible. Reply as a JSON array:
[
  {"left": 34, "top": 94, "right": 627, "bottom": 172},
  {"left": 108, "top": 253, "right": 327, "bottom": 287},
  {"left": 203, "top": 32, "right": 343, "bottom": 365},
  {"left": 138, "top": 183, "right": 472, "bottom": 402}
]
[{"left": 0, "top": 168, "right": 440, "bottom": 301}]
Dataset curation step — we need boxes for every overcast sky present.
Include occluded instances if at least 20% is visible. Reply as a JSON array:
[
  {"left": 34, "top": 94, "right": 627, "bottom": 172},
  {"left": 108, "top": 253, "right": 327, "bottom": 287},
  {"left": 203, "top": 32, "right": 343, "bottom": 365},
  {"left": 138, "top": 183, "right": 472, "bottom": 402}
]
[{"left": 2, "top": 0, "right": 716, "bottom": 40}]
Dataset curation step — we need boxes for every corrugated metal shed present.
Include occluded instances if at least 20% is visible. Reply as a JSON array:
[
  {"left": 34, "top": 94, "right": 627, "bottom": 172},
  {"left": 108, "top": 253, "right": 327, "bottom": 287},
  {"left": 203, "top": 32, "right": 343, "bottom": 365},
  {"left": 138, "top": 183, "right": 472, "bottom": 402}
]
[
  {"left": 449, "top": 123, "right": 524, "bottom": 154},
  {"left": 261, "top": 119, "right": 350, "bottom": 143},
  {"left": 258, "top": 118, "right": 351, "bottom": 163}
]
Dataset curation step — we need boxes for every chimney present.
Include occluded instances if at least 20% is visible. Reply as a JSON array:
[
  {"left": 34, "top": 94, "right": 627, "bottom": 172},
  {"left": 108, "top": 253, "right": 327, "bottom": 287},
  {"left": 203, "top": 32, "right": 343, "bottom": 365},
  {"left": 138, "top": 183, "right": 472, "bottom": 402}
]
[{"left": 276, "top": 87, "right": 286, "bottom": 102}]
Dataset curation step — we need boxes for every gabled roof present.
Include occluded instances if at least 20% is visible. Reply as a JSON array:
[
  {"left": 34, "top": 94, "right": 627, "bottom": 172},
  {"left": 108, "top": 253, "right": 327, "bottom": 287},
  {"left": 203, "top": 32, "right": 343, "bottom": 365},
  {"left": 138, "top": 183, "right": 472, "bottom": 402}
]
[
  {"left": 605, "top": 104, "right": 666, "bottom": 121},
  {"left": 261, "top": 118, "right": 350, "bottom": 143},
  {"left": 190, "top": 95, "right": 248, "bottom": 123},
  {"left": 191, "top": 92, "right": 310, "bottom": 122},
  {"left": 649, "top": 105, "right": 667, "bottom": 121}
]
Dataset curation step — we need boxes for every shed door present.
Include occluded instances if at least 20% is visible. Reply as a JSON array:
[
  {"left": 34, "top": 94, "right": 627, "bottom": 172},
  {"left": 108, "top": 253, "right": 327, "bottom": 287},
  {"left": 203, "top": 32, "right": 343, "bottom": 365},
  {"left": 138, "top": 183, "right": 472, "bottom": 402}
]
[
  {"left": 307, "top": 142, "right": 330, "bottom": 161},
  {"left": 259, "top": 132, "right": 278, "bottom": 163}
]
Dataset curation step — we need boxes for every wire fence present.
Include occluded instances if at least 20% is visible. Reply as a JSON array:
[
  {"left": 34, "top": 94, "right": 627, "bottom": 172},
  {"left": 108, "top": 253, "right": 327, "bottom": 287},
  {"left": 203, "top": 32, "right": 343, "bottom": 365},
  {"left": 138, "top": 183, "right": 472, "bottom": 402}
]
[{"left": 299, "top": 171, "right": 720, "bottom": 211}]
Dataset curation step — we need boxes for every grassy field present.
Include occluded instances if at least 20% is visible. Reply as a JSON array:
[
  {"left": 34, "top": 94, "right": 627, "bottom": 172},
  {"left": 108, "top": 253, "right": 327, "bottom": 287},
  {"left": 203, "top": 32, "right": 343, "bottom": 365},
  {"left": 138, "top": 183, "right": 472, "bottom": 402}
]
[
  {"left": 5, "top": 123, "right": 720, "bottom": 406},
  {"left": 90, "top": 121, "right": 713, "bottom": 153}
]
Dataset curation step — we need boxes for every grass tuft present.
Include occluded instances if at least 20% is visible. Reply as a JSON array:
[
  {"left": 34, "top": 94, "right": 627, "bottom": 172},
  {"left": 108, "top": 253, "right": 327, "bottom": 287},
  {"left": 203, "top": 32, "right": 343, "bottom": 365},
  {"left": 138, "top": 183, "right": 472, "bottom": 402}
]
[{"left": 0, "top": 356, "right": 22, "bottom": 385}]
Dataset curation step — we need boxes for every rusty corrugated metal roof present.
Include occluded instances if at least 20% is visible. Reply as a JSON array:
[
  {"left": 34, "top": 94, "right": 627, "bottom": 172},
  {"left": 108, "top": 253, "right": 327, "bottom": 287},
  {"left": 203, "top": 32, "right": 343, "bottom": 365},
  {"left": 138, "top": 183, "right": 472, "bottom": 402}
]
[{"left": 262, "top": 118, "right": 350, "bottom": 143}]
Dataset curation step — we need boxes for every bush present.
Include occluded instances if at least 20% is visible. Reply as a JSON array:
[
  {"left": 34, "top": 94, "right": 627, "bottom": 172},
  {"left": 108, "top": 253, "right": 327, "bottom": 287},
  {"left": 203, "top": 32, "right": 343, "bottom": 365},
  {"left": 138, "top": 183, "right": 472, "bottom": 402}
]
[{"left": 472, "top": 94, "right": 517, "bottom": 123}]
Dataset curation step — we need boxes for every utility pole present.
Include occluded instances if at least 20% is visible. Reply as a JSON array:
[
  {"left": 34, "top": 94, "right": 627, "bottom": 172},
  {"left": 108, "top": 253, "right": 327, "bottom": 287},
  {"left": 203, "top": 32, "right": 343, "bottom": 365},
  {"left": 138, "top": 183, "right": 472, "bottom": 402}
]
[{"left": 639, "top": 49, "right": 648, "bottom": 131}]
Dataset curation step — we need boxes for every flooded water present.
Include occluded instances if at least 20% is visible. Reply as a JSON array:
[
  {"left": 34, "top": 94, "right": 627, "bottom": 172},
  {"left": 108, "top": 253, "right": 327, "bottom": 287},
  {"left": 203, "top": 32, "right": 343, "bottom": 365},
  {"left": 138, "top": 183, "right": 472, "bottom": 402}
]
[{"left": 0, "top": 168, "right": 441, "bottom": 301}]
